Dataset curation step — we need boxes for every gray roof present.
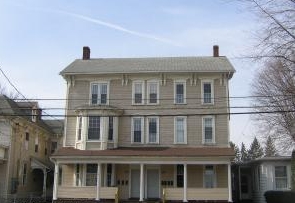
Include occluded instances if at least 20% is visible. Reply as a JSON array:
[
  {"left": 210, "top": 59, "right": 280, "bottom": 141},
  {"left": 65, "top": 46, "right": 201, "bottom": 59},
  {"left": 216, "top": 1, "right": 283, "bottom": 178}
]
[{"left": 60, "top": 56, "right": 235, "bottom": 76}]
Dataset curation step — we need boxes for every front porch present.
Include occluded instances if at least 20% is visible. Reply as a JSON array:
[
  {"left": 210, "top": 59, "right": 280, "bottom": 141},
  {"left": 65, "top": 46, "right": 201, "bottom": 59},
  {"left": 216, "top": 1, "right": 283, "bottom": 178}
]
[{"left": 53, "top": 163, "right": 232, "bottom": 202}]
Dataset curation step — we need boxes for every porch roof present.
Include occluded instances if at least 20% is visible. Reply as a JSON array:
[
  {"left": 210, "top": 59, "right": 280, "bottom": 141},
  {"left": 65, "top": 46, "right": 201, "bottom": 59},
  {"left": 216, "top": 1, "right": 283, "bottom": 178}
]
[{"left": 52, "top": 147, "right": 234, "bottom": 158}]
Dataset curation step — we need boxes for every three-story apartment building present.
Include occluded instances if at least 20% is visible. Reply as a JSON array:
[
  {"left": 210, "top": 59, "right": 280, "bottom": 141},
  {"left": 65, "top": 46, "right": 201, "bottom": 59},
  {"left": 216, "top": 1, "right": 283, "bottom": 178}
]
[{"left": 51, "top": 46, "right": 235, "bottom": 202}]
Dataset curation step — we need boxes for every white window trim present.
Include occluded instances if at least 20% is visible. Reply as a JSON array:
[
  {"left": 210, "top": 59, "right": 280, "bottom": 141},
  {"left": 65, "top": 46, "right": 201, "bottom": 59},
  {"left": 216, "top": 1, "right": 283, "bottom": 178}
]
[
  {"left": 131, "top": 117, "right": 144, "bottom": 144},
  {"left": 202, "top": 116, "right": 216, "bottom": 145},
  {"left": 146, "top": 116, "right": 160, "bottom": 144},
  {"left": 174, "top": 116, "right": 187, "bottom": 144},
  {"left": 89, "top": 81, "right": 110, "bottom": 105},
  {"left": 201, "top": 79, "right": 214, "bottom": 105},
  {"left": 132, "top": 80, "right": 145, "bottom": 105},
  {"left": 147, "top": 80, "right": 160, "bottom": 105},
  {"left": 203, "top": 165, "right": 217, "bottom": 188},
  {"left": 174, "top": 80, "right": 186, "bottom": 104}
]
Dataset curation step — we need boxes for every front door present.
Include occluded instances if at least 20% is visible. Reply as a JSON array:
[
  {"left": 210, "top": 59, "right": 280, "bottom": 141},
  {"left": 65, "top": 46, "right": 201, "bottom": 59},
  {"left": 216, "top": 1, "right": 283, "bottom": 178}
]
[
  {"left": 131, "top": 169, "right": 140, "bottom": 198},
  {"left": 147, "top": 169, "right": 159, "bottom": 199}
]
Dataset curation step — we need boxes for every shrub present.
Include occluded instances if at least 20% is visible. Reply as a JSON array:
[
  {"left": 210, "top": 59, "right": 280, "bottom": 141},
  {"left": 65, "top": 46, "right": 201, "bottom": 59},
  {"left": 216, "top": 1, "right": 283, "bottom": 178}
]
[{"left": 264, "top": 190, "right": 295, "bottom": 203}]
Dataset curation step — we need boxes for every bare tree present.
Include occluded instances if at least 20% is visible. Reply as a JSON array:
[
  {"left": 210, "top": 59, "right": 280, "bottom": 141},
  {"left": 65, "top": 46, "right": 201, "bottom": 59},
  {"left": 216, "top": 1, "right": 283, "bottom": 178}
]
[
  {"left": 252, "top": 58, "right": 295, "bottom": 151},
  {"left": 240, "top": 0, "right": 295, "bottom": 64}
]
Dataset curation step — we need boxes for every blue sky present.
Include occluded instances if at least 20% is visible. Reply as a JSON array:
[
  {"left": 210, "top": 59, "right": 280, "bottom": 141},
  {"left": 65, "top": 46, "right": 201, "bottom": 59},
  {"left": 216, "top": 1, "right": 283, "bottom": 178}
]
[{"left": 0, "top": 0, "right": 259, "bottom": 147}]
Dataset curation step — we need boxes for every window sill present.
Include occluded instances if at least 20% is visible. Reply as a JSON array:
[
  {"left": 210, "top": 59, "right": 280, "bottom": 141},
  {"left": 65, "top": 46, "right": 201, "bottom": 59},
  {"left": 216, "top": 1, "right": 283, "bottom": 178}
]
[
  {"left": 174, "top": 103, "right": 187, "bottom": 105},
  {"left": 202, "top": 142, "right": 216, "bottom": 146}
]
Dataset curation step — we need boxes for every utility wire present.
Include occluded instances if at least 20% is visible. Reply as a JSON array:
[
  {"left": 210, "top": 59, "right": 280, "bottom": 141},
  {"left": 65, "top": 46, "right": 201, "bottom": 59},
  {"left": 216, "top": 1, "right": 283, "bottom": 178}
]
[{"left": 0, "top": 66, "right": 63, "bottom": 123}]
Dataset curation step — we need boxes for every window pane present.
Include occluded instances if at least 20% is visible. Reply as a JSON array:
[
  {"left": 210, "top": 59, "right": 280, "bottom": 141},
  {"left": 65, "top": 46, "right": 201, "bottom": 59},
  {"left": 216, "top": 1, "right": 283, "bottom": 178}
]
[
  {"left": 108, "top": 117, "right": 113, "bottom": 141},
  {"left": 176, "top": 118, "right": 184, "bottom": 143},
  {"left": 205, "top": 165, "right": 214, "bottom": 188},
  {"left": 177, "top": 165, "right": 184, "bottom": 187},
  {"left": 204, "top": 118, "right": 213, "bottom": 143},
  {"left": 78, "top": 116, "right": 82, "bottom": 140},
  {"left": 91, "top": 84, "right": 98, "bottom": 104},
  {"left": 88, "top": 116, "right": 100, "bottom": 140},
  {"left": 100, "top": 84, "right": 108, "bottom": 104},
  {"left": 134, "top": 83, "right": 143, "bottom": 104},
  {"left": 149, "top": 83, "right": 158, "bottom": 103},
  {"left": 176, "top": 84, "right": 184, "bottom": 103},
  {"left": 149, "top": 118, "right": 157, "bottom": 143},
  {"left": 86, "top": 164, "right": 97, "bottom": 186},
  {"left": 133, "top": 118, "right": 142, "bottom": 142},
  {"left": 203, "top": 83, "right": 212, "bottom": 103},
  {"left": 275, "top": 166, "right": 287, "bottom": 189}
]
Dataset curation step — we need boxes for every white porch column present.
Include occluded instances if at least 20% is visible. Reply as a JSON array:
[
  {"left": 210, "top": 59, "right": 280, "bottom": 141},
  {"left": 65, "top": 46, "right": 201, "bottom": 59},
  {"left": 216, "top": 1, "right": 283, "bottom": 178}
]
[
  {"left": 53, "top": 162, "right": 59, "bottom": 200},
  {"left": 140, "top": 163, "right": 144, "bottom": 202},
  {"left": 101, "top": 117, "right": 109, "bottom": 150},
  {"left": 228, "top": 164, "right": 232, "bottom": 202},
  {"left": 42, "top": 169, "right": 47, "bottom": 198},
  {"left": 96, "top": 163, "right": 102, "bottom": 201},
  {"left": 183, "top": 164, "right": 188, "bottom": 202},
  {"left": 113, "top": 117, "right": 119, "bottom": 148}
]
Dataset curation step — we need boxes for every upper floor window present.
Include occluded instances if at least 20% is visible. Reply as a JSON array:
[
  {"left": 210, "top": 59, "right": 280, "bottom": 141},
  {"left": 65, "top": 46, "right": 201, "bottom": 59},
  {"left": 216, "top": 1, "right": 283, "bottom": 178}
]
[
  {"left": 204, "top": 165, "right": 215, "bottom": 188},
  {"left": 275, "top": 166, "right": 288, "bottom": 189},
  {"left": 91, "top": 82, "right": 108, "bottom": 105},
  {"left": 132, "top": 81, "right": 144, "bottom": 105},
  {"left": 77, "top": 116, "right": 82, "bottom": 141},
  {"left": 147, "top": 81, "right": 159, "bottom": 104},
  {"left": 51, "top": 141, "right": 57, "bottom": 154},
  {"left": 88, "top": 116, "right": 100, "bottom": 140},
  {"left": 202, "top": 116, "right": 215, "bottom": 144},
  {"left": 131, "top": 117, "right": 144, "bottom": 143},
  {"left": 108, "top": 117, "right": 114, "bottom": 141},
  {"left": 147, "top": 117, "right": 159, "bottom": 143},
  {"left": 174, "top": 116, "right": 187, "bottom": 144},
  {"left": 174, "top": 81, "right": 186, "bottom": 104},
  {"left": 202, "top": 80, "right": 214, "bottom": 104}
]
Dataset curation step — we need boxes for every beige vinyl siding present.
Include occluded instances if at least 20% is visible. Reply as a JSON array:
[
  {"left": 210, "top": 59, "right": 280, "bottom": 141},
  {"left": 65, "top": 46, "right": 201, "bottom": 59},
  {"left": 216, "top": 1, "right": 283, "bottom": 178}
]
[
  {"left": 187, "top": 165, "right": 203, "bottom": 187},
  {"left": 67, "top": 73, "right": 229, "bottom": 147},
  {"left": 216, "top": 165, "right": 228, "bottom": 188},
  {"left": 62, "top": 164, "right": 74, "bottom": 186}
]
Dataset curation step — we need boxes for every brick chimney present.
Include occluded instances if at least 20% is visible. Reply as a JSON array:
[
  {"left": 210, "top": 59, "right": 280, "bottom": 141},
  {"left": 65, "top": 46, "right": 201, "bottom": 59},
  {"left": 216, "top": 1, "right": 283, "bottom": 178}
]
[
  {"left": 213, "top": 45, "right": 219, "bottom": 57},
  {"left": 83, "top": 46, "right": 90, "bottom": 60}
]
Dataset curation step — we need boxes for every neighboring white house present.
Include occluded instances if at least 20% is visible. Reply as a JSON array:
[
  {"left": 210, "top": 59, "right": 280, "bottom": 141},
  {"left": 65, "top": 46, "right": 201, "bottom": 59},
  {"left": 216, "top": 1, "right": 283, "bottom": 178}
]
[{"left": 232, "top": 156, "right": 291, "bottom": 203}]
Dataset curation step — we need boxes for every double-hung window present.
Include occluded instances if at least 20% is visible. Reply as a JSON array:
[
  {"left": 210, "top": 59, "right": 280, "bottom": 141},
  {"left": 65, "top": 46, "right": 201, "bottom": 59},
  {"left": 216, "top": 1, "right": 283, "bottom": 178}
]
[
  {"left": 106, "top": 164, "right": 113, "bottom": 187},
  {"left": 204, "top": 165, "right": 215, "bottom": 188},
  {"left": 132, "top": 117, "right": 144, "bottom": 143},
  {"left": 91, "top": 82, "right": 108, "bottom": 105},
  {"left": 88, "top": 116, "right": 100, "bottom": 140},
  {"left": 202, "top": 80, "right": 214, "bottom": 104},
  {"left": 86, "top": 164, "right": 97, "bottom": 186},
  {"left": 147, "top": 81, "right": 159, "bottom": 104},
  {"left": 202, "top": 116, "right": 215, "bottom": 144},
  {"left": 147, "top": 117, "right": 159, "bottom": 143},
  {"left": 275, "top": 166, "right": 288, "bottom": 189},
  {"left": 133, "top": 81, "right": 144, "bottom": 105},
  {"left": 174, "top": 116, "right": 187, "bottom": 144},
  {"left": 174, "top": 81, "right": 186, "bottom": 104}
]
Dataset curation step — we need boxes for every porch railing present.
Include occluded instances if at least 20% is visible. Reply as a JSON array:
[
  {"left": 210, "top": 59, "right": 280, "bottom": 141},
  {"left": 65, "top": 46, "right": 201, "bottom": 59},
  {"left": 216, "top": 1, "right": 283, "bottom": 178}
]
[
  {"left": 58, "top": 186, "right": 118, "bottom": 199},
  {"left": 163, "top": 187, "right": 229, "bottom": 201}
]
